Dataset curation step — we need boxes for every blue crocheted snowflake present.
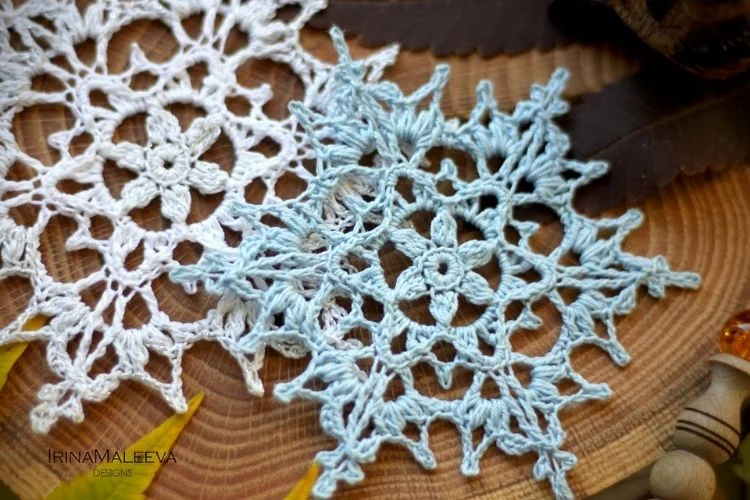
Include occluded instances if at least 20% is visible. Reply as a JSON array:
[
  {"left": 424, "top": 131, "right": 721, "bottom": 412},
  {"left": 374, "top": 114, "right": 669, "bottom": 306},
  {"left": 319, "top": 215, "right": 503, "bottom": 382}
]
[{"left": 172, "top": 29, "right": 700, "bottom": 499}]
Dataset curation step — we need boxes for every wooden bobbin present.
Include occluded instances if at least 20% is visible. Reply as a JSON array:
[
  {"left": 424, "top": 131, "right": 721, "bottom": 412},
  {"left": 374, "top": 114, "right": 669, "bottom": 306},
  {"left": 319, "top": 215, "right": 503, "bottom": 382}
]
[{"left": 649, "top": 353, "right": 750, "bottom": 500}]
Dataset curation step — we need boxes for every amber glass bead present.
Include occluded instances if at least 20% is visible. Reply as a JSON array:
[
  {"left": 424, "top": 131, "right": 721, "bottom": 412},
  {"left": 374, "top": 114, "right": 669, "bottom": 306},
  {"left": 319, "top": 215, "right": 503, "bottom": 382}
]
[{"left": 719, "top": 310, "right": 750, "bottom": 360}]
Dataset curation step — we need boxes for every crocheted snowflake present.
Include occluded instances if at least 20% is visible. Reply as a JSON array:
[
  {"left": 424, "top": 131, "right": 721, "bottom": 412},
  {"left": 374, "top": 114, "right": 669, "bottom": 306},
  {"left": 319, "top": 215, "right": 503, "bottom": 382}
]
[
  {"left": 0, "top": 0, "right": 396, "bottom": 432},
  {"left": 173, "top": 30, "right": 700, "bottom": 498}
]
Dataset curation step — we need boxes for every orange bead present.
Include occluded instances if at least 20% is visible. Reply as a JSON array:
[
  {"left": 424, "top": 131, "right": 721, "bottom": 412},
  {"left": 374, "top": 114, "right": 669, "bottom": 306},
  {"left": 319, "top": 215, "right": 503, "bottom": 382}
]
[{"left": 719, "top": 310, "right": 750, "bottom": 360}]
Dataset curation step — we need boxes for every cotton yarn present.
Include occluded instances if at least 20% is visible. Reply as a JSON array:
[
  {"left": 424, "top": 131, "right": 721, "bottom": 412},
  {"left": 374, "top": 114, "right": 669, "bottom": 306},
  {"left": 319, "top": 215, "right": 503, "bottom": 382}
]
[{"left": 173, "top": 29, "right": 700, "bottom": 498}]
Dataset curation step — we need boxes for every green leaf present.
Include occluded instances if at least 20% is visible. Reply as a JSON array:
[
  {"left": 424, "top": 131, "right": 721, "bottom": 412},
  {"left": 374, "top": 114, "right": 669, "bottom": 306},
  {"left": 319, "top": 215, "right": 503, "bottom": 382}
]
[
  {"left": 731, "top": 462, "right": 750, "bottom": 482},
  {"left": 0, "top": 315, "right": 49, "bottom": 392},
  {"left": 717, "top": 460, "right": 747, "bottom": 499},
  {"left": 731, "top": 431, "right": 750, "bottom": 484},
  {"left": 0, "top": 479, "right": 20, "bottom": 500},
  {"left": 46, "top": 392, "right": 204, "bottom": 500}
]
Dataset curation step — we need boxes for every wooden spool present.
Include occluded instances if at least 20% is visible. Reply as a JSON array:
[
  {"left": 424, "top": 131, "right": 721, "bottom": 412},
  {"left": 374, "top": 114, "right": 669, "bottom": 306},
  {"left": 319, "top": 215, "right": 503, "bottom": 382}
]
[
  {"left": 1, "top": 21, "right": 750, "bottom": 500},
  {"left": 650, "top": 353, "right": 750, "bottom": 499}
]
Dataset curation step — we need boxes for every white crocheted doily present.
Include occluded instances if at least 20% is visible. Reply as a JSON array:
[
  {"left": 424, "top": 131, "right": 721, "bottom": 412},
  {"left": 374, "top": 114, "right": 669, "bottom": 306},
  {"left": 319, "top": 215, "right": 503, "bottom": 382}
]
[{"left": 0, "top": 0, "right": 396, "bottom": 432}]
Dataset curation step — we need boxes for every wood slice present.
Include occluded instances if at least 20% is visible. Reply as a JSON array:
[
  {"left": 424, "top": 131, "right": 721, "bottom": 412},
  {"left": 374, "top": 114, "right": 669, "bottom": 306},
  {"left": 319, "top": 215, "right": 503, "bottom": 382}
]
[{"left": 1, "top": 21, "right": 748, "bottom": 500}]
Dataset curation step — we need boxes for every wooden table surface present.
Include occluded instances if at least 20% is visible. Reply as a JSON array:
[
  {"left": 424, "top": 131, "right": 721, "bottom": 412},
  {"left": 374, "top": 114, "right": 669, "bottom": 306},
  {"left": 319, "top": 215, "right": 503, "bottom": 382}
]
[{"left": 1, "top": 19, "right": 749, "bottom": 500}]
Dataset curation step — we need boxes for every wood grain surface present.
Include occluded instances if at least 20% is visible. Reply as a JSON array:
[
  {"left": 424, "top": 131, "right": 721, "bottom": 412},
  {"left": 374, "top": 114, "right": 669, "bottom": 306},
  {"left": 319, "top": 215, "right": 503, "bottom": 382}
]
[{"left": 1, "top": 21, "right": 749, "bottom": 500}]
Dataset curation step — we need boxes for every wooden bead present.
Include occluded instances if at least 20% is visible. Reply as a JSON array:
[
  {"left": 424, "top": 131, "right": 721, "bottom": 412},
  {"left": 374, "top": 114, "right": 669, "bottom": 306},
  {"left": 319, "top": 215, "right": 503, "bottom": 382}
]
[
  {"left": 672, "top": 354, "right": 750, "bottom": 465},
  {"left": 650, "top": 353, "right": 750, "bottom": 498},
  {"left": 649, "top": 450, "right": 715, "bottom": 500}
]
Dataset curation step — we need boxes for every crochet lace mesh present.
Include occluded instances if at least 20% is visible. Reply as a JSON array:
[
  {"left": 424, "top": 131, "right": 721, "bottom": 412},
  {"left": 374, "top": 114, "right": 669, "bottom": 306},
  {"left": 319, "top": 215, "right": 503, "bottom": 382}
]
[
  {"left": 173, "top": 29, "right": 700, "bottom": 498},
  {"left": 0, "top": 0, "right": 395, "bottom": 432}
]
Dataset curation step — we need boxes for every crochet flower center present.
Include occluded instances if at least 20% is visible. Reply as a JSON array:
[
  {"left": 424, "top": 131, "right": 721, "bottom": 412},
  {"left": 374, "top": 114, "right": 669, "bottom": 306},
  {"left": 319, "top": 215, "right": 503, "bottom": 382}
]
[
  {"left": 394, "top": 208, "right": 495, "bottom": 325},
  {"left": 423, "top": 249, "right": 463, "bottom": 286},
  {"left": 108, "top": 109, "right": 227, "bottom": 223}
]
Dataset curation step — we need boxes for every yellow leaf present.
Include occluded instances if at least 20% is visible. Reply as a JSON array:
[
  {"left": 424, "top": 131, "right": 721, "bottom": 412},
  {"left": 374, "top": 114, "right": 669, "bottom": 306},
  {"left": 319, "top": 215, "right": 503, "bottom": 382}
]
[
  {"left": 46, "top": 392, "right": 204, "bottom": 500},
  {"left": 285, "top": 461, "right": 320, "bottom": 500},
  {"left": 0, "top": 343, "right": 28, "bottom": 392},
  {"left": 0, "top": 315, "right": 49, "bottom": 391},
  {"left": 22, "top": 314, "right": 49, "bottom": 332}
]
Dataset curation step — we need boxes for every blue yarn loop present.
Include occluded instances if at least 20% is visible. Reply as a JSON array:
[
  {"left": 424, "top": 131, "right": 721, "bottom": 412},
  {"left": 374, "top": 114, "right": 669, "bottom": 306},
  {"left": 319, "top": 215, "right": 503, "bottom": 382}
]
[{"left": 172, "top": 27, "right": 700, "bottom": 499}]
